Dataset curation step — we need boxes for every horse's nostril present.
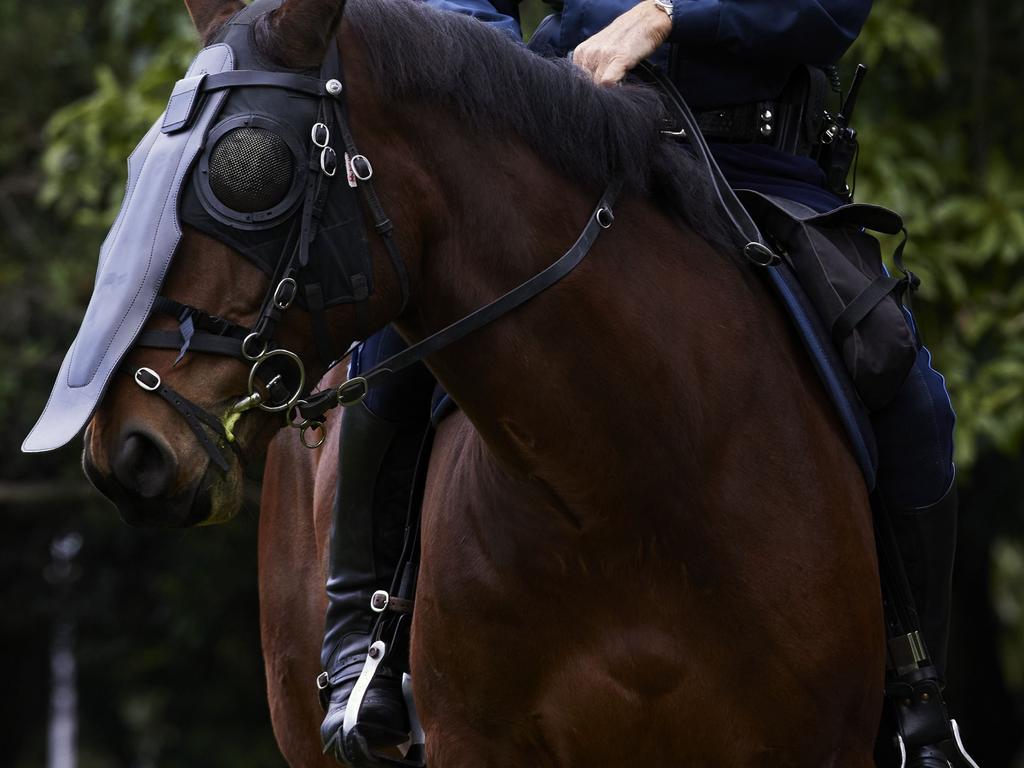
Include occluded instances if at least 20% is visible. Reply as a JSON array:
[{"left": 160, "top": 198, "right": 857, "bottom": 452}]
[{"left": 112, "top": 431, "right": 176, "bottom": 499}]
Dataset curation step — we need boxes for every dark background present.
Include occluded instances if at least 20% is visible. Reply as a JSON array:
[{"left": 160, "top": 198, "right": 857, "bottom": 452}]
[{"left": 2, "top": 0, "right": 1022, "bottom": 765}]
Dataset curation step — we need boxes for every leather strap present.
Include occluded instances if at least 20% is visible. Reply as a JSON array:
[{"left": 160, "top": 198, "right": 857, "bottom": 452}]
[
  {"left": 151, "top": 296, "right": 247, "bottom": 337},
  {"left": 832, "top": 276, "right": 905, "bottom": 345},
  {"left": 297, "top": 179, "right": 623, "bottom": 420},
  {"left": 635, "top": 62, "right": 766, "bottom": 252},
  {"left": 201, "top": 70, "right": 325, "bottom": 96},
  {"left": 133, "top": 367, "right": 238, "bottom": 472},
  {"left": 136, "top": 329, "right": 245, "bottom": 359}
]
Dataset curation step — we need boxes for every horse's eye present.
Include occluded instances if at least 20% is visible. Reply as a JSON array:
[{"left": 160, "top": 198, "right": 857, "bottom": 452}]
[{"left": 208, "top": 127, "right": 294, "bottom": 213}]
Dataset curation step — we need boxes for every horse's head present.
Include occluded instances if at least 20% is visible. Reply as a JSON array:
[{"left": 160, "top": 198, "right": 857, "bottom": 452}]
[
  {"left": 82, "top": 227, "right": 310, "bottom": 528},
  {"left": 25, "top": 0, "right": 418, "bottom": 527}
]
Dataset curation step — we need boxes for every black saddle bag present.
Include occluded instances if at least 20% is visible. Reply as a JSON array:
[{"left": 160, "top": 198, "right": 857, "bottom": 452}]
[{"left": 738, "top": 191, "right": 920, "bottom": 411}]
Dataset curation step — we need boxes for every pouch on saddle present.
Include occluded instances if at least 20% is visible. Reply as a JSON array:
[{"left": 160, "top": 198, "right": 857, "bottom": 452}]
[{"left": 738, "top": 191, "right": 919, "bottom": 412}]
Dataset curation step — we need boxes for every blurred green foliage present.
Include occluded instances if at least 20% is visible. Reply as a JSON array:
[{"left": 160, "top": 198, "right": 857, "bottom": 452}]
[
  {"left": 2, "top": 0, "right": 1023, "bottom": 765},
  {"left": 852, "top": 0, "right": 1024, "bottom": 470}
]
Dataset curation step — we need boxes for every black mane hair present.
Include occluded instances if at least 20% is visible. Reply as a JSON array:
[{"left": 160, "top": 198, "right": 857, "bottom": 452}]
[{"left": 344, "top": 0, "right": 730, "bottom": 248}]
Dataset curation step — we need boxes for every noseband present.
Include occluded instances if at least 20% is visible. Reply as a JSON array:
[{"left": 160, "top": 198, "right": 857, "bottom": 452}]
[{"left": 131, "top": 36, "right": 621, "bottom": 473}]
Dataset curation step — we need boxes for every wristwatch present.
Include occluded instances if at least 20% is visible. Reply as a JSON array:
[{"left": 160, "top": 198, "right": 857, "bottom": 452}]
[{"left": 652, "top": 0, "right": 673, "bottom": 20}]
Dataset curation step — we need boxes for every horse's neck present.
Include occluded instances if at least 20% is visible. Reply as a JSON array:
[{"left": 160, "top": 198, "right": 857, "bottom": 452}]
[{"left": 392, "top": 117, "right": 763, "bottom": 505}]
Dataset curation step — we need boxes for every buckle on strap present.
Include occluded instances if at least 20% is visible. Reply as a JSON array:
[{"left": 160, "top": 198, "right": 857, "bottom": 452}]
[
  {"left": 371, "top": 590, "right": 414, "bottom": 615},
  {"left": 317, "top": 671, "right": 331, "bottom": 712},
  {"left": 743, "top": 241, "right": 779, "bottom": 267},
  {"left": 337, "top": 376, "right": 368, "bottom": 407},
  {"left": 134, "top": 367, "right": 162, "bottom": 391}
]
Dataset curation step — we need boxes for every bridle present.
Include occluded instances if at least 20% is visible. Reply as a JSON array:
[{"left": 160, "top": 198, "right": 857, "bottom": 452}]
[{"left": 130, "top": 34, "right": 621, "bottom": 473}]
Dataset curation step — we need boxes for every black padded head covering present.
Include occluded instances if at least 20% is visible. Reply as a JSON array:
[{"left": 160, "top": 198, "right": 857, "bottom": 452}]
[
  {"left": 24, "top": 0, "right": 371, "bottom": 453},
  {"left": 181, "top": 0, "right": 372, "bottom": 308}
]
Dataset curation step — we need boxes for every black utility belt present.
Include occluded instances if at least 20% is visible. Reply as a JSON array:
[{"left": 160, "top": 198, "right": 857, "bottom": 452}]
[
  {"left": 694, "top": 100, "right": 817, "bottom": 156},
  {"left": 657, "top": 62, "right": 865, "bottom": 202}
]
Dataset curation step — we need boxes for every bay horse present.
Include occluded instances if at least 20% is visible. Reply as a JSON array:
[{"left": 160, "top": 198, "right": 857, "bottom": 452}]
[{"left": 82, "top": 0, "right": 886, "bottom": 764}]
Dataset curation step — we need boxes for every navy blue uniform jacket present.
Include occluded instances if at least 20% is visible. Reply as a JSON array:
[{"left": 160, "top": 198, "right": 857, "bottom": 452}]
[
  {"left": 427, "top": 0, "right": 871, "bottom": 109},
  {"left": 426, "top": 0, "right": 873, "bottom": 208}
]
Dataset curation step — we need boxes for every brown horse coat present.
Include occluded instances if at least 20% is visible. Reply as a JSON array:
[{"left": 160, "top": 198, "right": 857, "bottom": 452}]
[{"left": 84, "top": 0, "right": 885, "bottom": 764}]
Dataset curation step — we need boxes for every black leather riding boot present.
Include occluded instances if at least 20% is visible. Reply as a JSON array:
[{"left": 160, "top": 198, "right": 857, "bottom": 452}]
[
  {"left": 890, "top": 482, "right": 958, "bottom": 677},
  {"left": 318, "top": 401, "right": 426, "bottom": 760}
]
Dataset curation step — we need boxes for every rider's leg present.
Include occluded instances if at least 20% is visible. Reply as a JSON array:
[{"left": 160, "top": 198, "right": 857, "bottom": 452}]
[
  {"left": 319, "top": 325, "right": 434, "bottom": 758},
  {"left": 871, "top": 343, "right": 957, "bottom": 674}
]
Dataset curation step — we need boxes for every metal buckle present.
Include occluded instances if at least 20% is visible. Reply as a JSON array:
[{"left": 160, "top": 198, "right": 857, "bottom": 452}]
[
  {"left": 316, "top": 671, "right": 330, "bottom": 691},
  {"left": 350, "top": 154, "right": 373, "bottom": 181},
  {"left": 311, "top": 122, "right": 330, "bottom": 148},
  {"left": 595, "top": 207, "right": 614, "bottom": 229},
  {"left": 320, "top": 146, "right": 338, "bottom": 177},
  {"left": 134, "top": 367, "right": 161, "bottom": 391},
  {"left": 242, "top": 332, "right": 268, "bottom": 362},
  {"left": 370, "top": 590, "right": 390, "bottom": 613},
  {"left": 337, "top": 377, "right": 368, "bottom": 407},
  {"left": 743, "top": 241, "right": 779, "bottom": 267},
  {"left": 273, "top": 277, "right": 297, "bottom": 310},
  {"left": 299, "top": 420, "right": 326, "bottom": 449}
]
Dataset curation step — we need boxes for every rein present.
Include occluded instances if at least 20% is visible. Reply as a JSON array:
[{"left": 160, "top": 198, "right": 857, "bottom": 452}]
[
  {"left": 130, "top": 40, "right": 623, "bottom": 468},
  {"left": 294, "top": 178, "right": 623, "bottom": 425}
]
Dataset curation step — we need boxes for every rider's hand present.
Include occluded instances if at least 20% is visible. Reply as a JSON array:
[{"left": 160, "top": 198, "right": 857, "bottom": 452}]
[{"left": 573, "top": 0, "right": 672, "bottom": 86}]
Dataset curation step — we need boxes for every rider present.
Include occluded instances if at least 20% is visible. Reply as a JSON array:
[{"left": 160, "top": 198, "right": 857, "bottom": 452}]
[{"left": 317, "top": 0, "right": 958, "bottom": 761}]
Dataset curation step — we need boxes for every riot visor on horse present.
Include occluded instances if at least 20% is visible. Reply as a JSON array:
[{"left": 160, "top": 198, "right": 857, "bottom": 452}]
[{"left": 25, "top": 0, "right": 958, "bottom": 764}]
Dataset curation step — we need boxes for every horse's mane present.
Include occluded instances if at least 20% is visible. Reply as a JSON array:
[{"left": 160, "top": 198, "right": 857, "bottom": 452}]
[{"left": 345, "top": 0, "right": 732, "bottom": 250}]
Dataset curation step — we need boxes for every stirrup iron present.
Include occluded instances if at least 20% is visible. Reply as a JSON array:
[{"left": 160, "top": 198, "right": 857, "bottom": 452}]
[
  {"left": 894, "top": 721, "right": 979, "bottom": 768},
  {"left": 330, "top": 640, "right": 426, "bottom": 768}
]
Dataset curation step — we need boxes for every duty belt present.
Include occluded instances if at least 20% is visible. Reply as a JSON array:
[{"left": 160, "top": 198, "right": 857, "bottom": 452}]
[
  {"left": 672, "top": 64, "right": 832, "bottom": 157},
  {"left": 694, "top": 100, "right": 817, "bottom": 155}
]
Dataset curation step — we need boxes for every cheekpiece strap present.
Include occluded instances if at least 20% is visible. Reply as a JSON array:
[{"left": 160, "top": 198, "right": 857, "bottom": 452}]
[
  {"left": 201, "top": 70, "right": 325, "bottom": 96},
  {"left": 132, "top": 367, "right": 238, "bottom": 472}
]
